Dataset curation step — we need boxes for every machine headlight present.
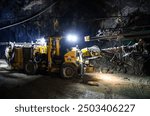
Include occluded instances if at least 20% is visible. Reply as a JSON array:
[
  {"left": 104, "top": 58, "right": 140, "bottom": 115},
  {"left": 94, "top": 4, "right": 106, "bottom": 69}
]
[
  {"left": 66, "top": 34, "right": 78, "bottom": 43},
  {"left": 84, "top": 60, "right": 89, "bottom": 65},
  {"left": 36, "top": 37, "right": 46, "bottom": 46}
]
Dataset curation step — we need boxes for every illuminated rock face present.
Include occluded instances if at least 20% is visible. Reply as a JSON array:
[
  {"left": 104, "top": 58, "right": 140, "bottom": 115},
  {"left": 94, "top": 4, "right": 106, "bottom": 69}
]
[
  {"left": 0, "top": 0, "right": 150, "bottom": 42},
  {"left": 0, "top": 1, "right": 150, "bottom": 48},
  {"left": 0, "top": 0, "right": 150, "bottom": 73}
]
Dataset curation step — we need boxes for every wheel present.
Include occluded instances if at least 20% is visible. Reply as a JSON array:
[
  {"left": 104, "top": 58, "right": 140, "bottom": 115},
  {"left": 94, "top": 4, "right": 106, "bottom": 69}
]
[
  {"left": 61, "top": 63, "right": 78, "bottom": 79},
  {"left": 25, "top": 61, "right": 38, "bottom": 75}
]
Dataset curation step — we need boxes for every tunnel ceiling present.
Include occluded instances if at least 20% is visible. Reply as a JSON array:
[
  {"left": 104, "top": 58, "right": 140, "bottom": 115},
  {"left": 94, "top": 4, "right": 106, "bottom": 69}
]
[{"left": 0, "top": 0, "right": 150, "bottom": 42}]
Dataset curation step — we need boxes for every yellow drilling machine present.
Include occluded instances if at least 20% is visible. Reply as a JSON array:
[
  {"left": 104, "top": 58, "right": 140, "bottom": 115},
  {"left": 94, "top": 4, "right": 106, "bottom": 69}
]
[{"left": 5, "top": 36, "right": 100, "bottom": 78}]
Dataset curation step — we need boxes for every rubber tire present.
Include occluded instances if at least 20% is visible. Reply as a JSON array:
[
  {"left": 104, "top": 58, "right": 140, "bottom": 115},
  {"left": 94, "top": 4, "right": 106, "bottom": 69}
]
[
  {"left": 61, "top": 63, "right": 78, "bottom": 79},
  {"left": 25, "top": 61, "right": 38, "bottom": 75}
]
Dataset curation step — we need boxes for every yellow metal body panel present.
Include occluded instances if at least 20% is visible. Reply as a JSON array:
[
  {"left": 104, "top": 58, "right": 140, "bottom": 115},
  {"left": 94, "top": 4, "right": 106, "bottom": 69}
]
[
  {"left": 64, "top": 51, "right": 77, "bottom": 63},
  {"left": 56, "top": 37, "right": 61, "bottom": 56},
  {"left": 81, "top": 48, "right": 91, "bottom": 57},
  {"left": 34, "top": 46, "right": 47, "bottom": 55},
  {"left": 13, "top": 48, "right": 23, "bottom": 69},
  {"left": 48, "top": 37, "right": 52, "bottom": 71},
  {"left": 47, "top": 37, "right": 61, "bottom": 72}
]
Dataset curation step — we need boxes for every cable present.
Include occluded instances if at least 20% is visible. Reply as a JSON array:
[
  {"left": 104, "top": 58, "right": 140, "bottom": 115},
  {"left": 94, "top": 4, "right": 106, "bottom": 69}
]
[{"left": 0, "top": 1, "right": 58, "bottom": 31}]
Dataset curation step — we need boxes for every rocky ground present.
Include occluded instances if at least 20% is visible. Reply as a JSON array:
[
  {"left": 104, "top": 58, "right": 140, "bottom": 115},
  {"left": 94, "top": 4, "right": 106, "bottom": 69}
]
[{"left": 0, "top": 59, "right": 150, "bottom": 99}]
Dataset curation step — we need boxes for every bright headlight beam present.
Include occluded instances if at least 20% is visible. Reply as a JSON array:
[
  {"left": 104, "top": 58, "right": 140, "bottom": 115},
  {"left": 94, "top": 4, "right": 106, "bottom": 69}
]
[
  {"left": 40, "top": 37, "right": 46, "bottom": 44},
  {"left": 36, "top": 37, "right": 46, "bottom": 45},
  {"left": 66, "top": 34, "right": 78, "bottom": 42}
]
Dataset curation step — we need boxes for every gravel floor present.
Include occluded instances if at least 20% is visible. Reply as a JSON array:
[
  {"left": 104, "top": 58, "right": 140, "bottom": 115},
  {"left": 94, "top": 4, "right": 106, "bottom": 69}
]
[{"left": 0, "top": 59, "right": 150, "bottom": 99}]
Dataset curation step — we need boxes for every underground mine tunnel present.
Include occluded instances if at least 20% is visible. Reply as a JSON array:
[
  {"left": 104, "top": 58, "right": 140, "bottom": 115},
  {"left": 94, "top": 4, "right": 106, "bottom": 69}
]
[{"left": 0, "top": 0, "right": 150, "bottom": 99}]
